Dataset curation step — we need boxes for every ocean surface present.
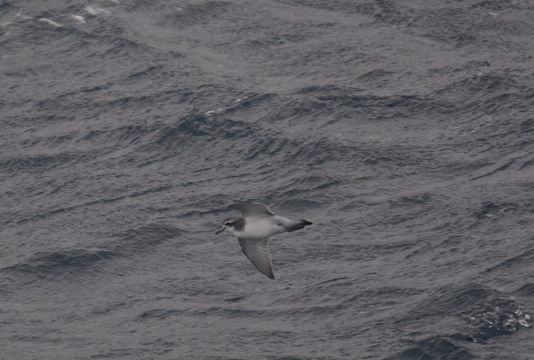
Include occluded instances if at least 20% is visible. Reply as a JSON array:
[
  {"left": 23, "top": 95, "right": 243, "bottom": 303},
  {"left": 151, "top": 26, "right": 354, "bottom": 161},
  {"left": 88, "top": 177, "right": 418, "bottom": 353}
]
[{"left": 1, "top": 0, "right": 534, "bottom": 359}]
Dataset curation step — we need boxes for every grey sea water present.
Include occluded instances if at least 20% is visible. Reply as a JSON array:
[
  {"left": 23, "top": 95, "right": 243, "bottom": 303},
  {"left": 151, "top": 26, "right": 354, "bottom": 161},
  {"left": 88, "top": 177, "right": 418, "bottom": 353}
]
[{"left": 1, "top": 0, "right": 534, "bottom": 359}]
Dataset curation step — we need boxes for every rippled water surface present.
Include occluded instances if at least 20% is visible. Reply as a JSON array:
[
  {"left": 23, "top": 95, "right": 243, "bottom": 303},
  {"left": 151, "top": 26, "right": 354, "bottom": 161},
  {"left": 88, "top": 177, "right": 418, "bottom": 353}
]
[{"left": 1, "top": 0, "right": 534, "bottom": 359}]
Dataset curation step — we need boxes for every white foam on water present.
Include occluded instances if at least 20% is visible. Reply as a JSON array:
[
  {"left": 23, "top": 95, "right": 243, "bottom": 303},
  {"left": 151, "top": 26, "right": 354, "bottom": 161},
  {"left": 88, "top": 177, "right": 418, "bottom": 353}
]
[
  {"left": 39, "top": 18, "right": 63, "bottom": 28},
  {"left": 205, "top": 108, "right": 225, "bottom": 116},
  {"left": 205, "top": 97, "right": 247, "bottom": 116},
  {"left": 71, "top": 15, "right": 86, "bottom": 24},
  {"left": 16, "top": 12, "right": 32, "bottom": 20},
  {"left": 85, "top": 6, "right": 111, "bottom": 16}
]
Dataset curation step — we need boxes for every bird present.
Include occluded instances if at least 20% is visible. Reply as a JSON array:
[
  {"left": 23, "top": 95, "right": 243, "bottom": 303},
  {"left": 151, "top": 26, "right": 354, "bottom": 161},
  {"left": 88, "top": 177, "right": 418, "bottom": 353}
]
[{"left": 215, "top": 202, "right": 312, "bottom": 279}]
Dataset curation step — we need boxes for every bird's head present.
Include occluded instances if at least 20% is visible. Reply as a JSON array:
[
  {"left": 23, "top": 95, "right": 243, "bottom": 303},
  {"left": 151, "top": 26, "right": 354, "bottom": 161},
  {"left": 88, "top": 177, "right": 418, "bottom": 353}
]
[{"left": 215, "top": 216, "right": 242, "bottom": 235}]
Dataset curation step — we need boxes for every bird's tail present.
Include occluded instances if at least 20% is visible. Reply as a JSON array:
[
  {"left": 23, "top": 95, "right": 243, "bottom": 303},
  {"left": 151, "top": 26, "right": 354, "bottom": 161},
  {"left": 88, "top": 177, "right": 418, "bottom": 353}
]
[{"left": 286, "top": 219, "right": 313, "bottom": 232}]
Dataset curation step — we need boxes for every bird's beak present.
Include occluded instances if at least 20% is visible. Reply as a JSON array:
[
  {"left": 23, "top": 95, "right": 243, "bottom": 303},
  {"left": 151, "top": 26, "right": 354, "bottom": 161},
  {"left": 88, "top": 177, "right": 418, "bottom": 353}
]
[{"left": 215, "top": 225, "right": 226, "bottom": 235}]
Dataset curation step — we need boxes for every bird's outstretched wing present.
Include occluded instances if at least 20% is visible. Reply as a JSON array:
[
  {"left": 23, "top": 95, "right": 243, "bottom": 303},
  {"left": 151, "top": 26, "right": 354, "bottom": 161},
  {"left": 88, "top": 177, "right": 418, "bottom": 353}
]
[
  {"left": 238, "top": 237, "right": 274, "bottom": 279},
  {"left": 229, "top": 202, "right": 274, "bottom": 217}
]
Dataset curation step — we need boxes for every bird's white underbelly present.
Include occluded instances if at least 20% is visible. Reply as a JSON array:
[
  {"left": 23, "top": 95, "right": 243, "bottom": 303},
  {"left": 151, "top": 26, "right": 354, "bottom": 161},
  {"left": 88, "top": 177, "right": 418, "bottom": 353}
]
[{"left": 233, "top": 217, "right": 284, "bottom": 239}]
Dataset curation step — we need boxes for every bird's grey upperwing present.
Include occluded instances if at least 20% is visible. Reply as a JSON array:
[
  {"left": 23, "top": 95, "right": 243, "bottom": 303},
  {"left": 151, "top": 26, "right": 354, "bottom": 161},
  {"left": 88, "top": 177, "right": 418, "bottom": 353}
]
[
  {"left": 238, "top": 237, "right": 274, "bottom": 279},
  {"left": 229, "top": 202, "right": 274, "bottom": 217}
]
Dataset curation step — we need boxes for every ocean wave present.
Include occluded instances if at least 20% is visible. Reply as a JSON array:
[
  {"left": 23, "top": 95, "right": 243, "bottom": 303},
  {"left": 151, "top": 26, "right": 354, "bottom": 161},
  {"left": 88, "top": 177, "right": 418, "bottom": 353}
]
[
  {"left": 111, "top": 223, "right": 185, "bottom": 256},
  {"left": 2, "top": 249, "right": 116, "bottom": 275},
  {"left": 0, "top": 152, "right": 79, "bottom": 174},
  {"left": 514, "top": 283, "right": 534, "bottom": 297},
  {"left": 159, "top": 1, "right": 230, "bottom": 28},
  {"left": 400, "top": 283, "right": 532, "bottom": 343},
  {"left": 1, "top": 223, "right": 183, "bottom": 283},
  {"left": 150, "top": 114, "right": 256, "bottom": 147},
  {"left": 385, "top": 336, "right": 474, "bottom": 360},
  {"left": 482, "top": 246, "right": 534, "bottom": 275},
  {"left": 137, "top": 308, "right": 185, "bottom": 321},
  {"left": 2, "top": 0, "right": 534, "bottom": 358}
]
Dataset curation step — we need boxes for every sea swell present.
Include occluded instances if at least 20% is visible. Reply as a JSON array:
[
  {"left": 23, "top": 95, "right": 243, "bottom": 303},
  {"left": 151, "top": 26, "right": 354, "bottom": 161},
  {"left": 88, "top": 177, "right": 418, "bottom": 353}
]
[{"left": 1, "top": 0, "right": 533, "bottom": 359}]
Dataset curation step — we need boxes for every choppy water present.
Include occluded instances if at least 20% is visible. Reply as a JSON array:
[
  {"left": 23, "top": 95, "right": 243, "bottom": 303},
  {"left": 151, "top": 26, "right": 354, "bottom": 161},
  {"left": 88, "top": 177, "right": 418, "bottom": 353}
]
[{"left": 1, "top": 0, "right": 534, "bottom": 359}]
